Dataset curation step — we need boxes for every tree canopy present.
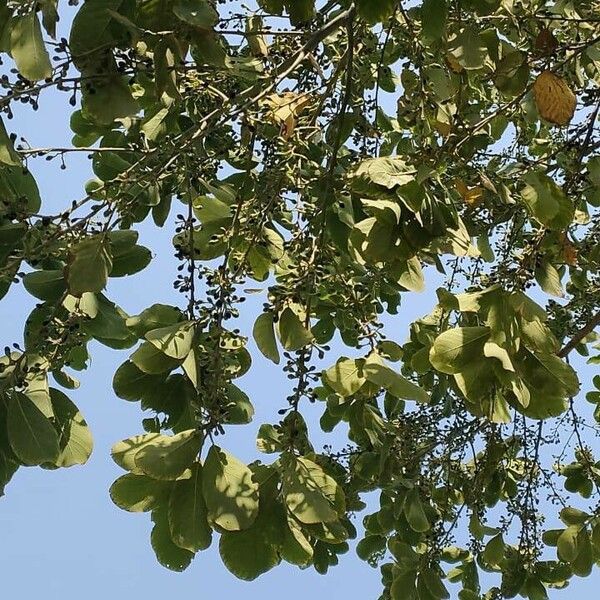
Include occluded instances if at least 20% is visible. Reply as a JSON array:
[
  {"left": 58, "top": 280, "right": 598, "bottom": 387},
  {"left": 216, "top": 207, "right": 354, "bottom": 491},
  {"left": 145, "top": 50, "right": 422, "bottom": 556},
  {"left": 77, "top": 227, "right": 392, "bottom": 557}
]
[{"left": 1, "top": 0, "right": 600, "bottom": 597}]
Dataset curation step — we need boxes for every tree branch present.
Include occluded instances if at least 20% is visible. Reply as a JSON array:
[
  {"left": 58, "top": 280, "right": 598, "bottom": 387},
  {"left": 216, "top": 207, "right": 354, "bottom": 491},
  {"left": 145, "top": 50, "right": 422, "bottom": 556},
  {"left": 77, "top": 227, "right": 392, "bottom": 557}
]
[{"left": 558, "top": 311, "right": 600, "bottom": 358}]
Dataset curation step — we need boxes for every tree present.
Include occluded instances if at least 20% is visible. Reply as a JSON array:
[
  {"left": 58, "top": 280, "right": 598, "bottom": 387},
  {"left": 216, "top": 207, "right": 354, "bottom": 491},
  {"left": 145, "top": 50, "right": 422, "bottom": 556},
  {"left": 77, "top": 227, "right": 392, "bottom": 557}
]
[{"left": 1, "top": 0, "right": 600, "bottom": 596}]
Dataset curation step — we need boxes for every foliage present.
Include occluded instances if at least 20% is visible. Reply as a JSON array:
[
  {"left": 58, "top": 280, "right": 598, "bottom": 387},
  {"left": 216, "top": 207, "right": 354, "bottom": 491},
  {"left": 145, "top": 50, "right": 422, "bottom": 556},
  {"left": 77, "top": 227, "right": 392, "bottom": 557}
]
[{"left": 1, "top": 0, "right": 600, "bottom": 598}]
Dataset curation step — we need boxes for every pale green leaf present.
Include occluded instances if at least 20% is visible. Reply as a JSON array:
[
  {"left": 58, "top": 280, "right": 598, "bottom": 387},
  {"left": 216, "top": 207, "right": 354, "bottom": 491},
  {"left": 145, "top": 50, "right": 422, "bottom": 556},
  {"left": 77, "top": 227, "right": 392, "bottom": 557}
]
[
  {"left": 130, "top": 341, "right": 181, "bottom": 374},
  {"left": 134, "top": 430, "right": 201, "bottom": 480},
  {"left": 0, "top": 116, "right": 20, "bottom": 166},
  {"left": 202, "top": 445, "right": 259, "bottom": 531},
  {"left": 50, "top": 388, "right": 93, "bottom": 467},
  {"left": 364, "top": 355, "right": 429, "bottom": 403},
  {"left": 145, "top": 321, "right": 195, "bottom": 360},
  {"left": 281, "top": 454, "right": 340, "bottom": 525},
  {"left": 429, "top": 327, "right": 491, "bottom": 374},
  {"left": 110, "top": 473, "right": 171, "bottom": 512},
  {"left": 521, "top": 172, "right": 574, "bottom": 230},
  {"left": 111, "top": 432, "right": 162, "bottom": 473},
  {"left": 10, "top": 12, "right": 52, "bottom": 81},
  {"left": 322, "top": 357, "right": 366, "bottom": 397},
  {"left": 66, "top": 236, "right": 113, "bottom": 296}
]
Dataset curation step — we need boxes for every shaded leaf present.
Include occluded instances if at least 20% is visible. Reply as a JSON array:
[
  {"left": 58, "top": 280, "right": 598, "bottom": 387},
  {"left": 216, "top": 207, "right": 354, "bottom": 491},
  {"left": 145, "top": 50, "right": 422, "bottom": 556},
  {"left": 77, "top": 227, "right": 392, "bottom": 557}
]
[{"left": 202, "top": 445, "right": 259, "bottom": 531}]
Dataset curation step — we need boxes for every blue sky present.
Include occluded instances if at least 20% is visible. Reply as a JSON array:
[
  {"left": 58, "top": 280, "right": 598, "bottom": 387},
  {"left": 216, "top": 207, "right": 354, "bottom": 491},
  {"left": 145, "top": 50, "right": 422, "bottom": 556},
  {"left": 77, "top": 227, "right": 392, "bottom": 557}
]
[{"left": 0, "top": 3, "right": 599, "bottom": 599}]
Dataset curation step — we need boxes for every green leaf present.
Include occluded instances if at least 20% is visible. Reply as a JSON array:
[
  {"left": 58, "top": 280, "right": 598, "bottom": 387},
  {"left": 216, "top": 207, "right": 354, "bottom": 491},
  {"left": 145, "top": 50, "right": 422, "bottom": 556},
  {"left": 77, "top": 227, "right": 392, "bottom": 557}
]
[
  {"left": 126, "top": 304, "right": 183, "bottom": 337},
  {"left": 535, "top": 261, "right": 564, "bottom": 297},
  {"left": 134, "top": 430, "right": 201, "bottom": 480},
  {"left": 322, "top": 357, "right": 366, "bottom": 397},
  {"left": 173, "top": 0, "right": 219, "bottom": 28},
  {"left": 404, "top": 488, "right": 430, "bottom": 532},
  {"left": 356, "top": 534, "right": 387, "bottom": 563},
  {"left": 494, "top": 51, "right": 530, "bottom": 97},
  {"left": 0, "top": 452, "right": 18, "bottom": 498},
  {"left": 83, "top": 294, "right": 136, "bottom": 348},
  {"left": 560, "top": 507, "right": 590, "bottom": 526},
  {"left": 256, "top": 424, "right": 283, "bottom": 454},
  {"left": 284, "top": 0, "right": 315, "bottom": 25},
  {"left": 353, "top": 157, "right": 415, "bottom": 190},
  {"left": 0, "top": 164, "right": 41, "bottom": 215},
  {"left": 253, "top": 312, "right": 280, "bottom": 364},
  {"left": 281, "top": 454, "right": 340, "bottom": 525},
  {"left": 81, "top": 74, "right": 138, "bottom": 125},
  {"left": 224, "top": 383, "right": 254, "bottom": 425},
  {"left": 397, "top": 256, "right": 425, "bottom": 292},
  {"left": 141, "top": 107, "right": 169, "bottom": 142},
  {"left": 49, "top": 388, "right": 93, "bottom": 467},
  {"left": 356, "top": 0, "right": 395, "bottom": 23},
  {"left": 364, "top": 355, "right": 429, "bottom": 403},
  {"left": 112, "top": 361, "right": 167, "bottom": 401},
  {"left": 521, "top": 172, "right": 574, "bottom": 230},
  {"left": 110, "top": 243, "right": 152, "bottom": 277},
  {"left": 168, "top": 462, "right": 212, "bottom": 552},
  {"left": 277, "top": 306, "right": 313, "bottom": 351},
  {"left": 557, "top": 526, "right": 580, "bottom": 563},
  {"left": 421, "top": 0, "right": 447, "bottom": 45},
  {"left": 280, "top": 516, "right": 313, "bottom": 565},
  {"left": 483, "top": 533, "right": 505, "bottom": 565},
  {"left": 7, "top": 392, "right": 59, "bottom": 466},
  {"left": 0, "top": 0, "right": 12, "bottom": 53},
  {"left": 449, "top": 26, "right": 487, "bottom": 70},
  {"left": 571, "top": 529, "right": 593, "bottom": 577},
  {"left": 110, "top": 473, "right": 171, "bottom": 512},
  {"left": 592, "top": 522, "right": 600, "bottom": 552},
  {"left": 130, "top": 341, "right": 181, "bottom": 374},
  {"left": 0, "top": 117, "right": 21, "bottom": 166},
  {"left": 69, "top": 0, "right": 128, "bottom": 57},
  {"left": 202, "top": 445, "right": 259, "bottom": 531},
  {"left": 257, "top": 0, "right": 284, "bottom": 14},
  {"left": 22, "top": 270, "right": 67, "bottom": 302},
  {"left": 529, "top": 352, "right": 580, "bottom": 397},
  {"left": 219, "top": 526, "right": 280, "bottom": 581},
  {"left": 10, "top": 12, "right": 52, "bottom": 81},
  {"left": 429, "top": 327, "right": 491, "bottom": 374},
  {"left": 66, "top": 236, "right": 113, "bottom": 296},
  {"left": 390, "top": 569, "right": 417, "bottom": 600},
  {"left": 150, "top": 507, "right": 194, "bottom": 572},
  {"left": 111, "top": 432, "right": 162, "bottom": 473},
  {"left": 145, "top": 321, "right": 195, "bottom": 360},
  {"left": 421, "top": 566, "right": 450, "bottom": 599},
  {"left": 542, "top": 529, "right": 562, "bottom": 547}
]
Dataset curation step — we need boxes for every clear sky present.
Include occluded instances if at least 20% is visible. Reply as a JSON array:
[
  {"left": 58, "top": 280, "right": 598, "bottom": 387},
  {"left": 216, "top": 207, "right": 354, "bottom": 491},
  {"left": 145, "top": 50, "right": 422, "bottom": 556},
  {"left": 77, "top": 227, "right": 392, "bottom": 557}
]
[{"left": 0, "top": 3, "right": 598, "bottom": 599}]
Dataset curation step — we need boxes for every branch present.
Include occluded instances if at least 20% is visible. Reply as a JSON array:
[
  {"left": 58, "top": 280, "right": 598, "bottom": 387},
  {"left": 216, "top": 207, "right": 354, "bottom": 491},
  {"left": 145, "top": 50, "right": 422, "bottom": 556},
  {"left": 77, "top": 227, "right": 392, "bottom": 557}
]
[
  {"left": 18, "top": 146, "right": 148, "bottom": 155},
  {"left": 558, "top": 311, "right": 600, "bottom": 358}
]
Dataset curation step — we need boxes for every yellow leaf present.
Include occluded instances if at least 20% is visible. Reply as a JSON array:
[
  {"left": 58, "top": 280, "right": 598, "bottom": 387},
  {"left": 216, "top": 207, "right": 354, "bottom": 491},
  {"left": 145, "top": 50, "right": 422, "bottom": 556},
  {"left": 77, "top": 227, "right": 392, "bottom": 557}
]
[
  {"left": 246, "top": 16, "right": 268, "bottom": 57},
  {"left": 263, "top": 92, "right": 312, "bottom": 139},
  {"left": 445, "top": 53, "right": 463, "bottom": 73},
  {"left": 533, "top": 71, "right": 577, "bottom": 126},
  {"left": 559, "top": 233, "right": 578, "bottom": 266},
  {"left": 455, "top": 178, "right": 484, "bottom": 208}
]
